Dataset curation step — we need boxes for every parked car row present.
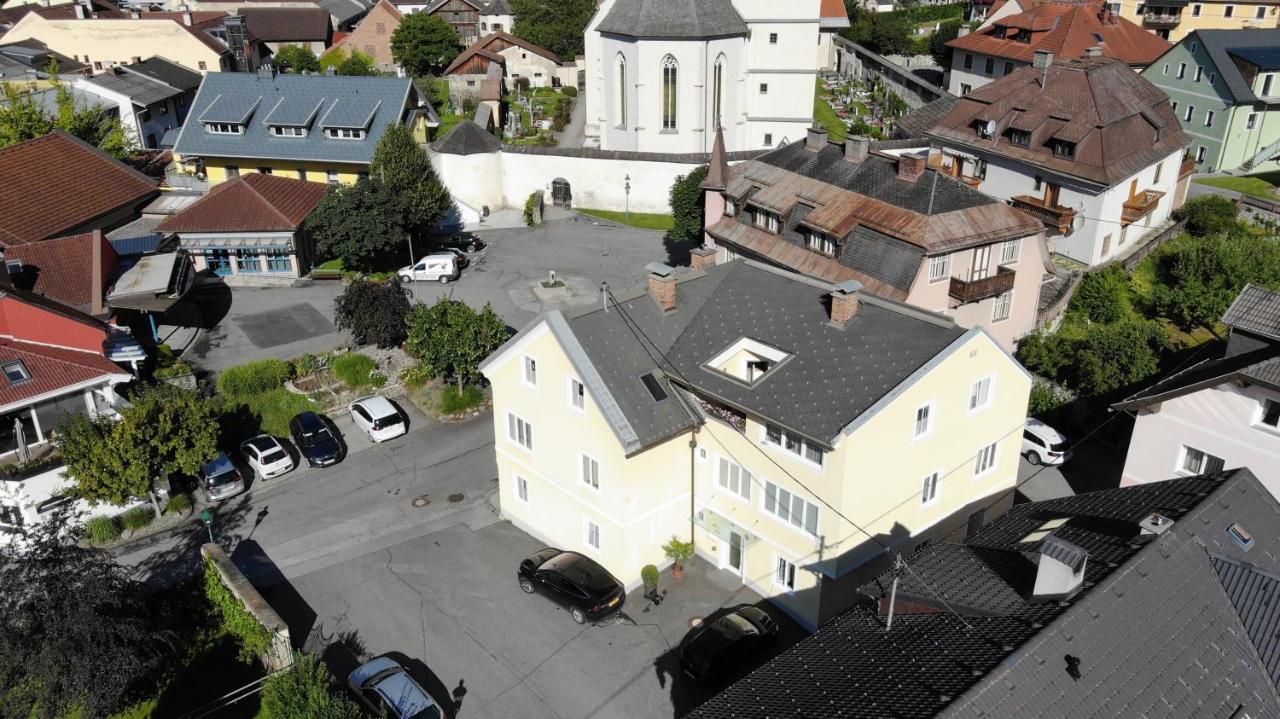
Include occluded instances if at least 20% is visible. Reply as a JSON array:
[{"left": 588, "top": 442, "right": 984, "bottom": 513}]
[{"left": 397, "top": 236, "right": 486, "bottom": 285}]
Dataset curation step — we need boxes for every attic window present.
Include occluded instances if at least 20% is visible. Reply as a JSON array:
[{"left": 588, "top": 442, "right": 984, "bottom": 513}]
[
  {"left": 1, "top": 361, "right": 31, "bottom": 384},
  {"left": 1007, "top": 128, "right": 1031, "bottom": 148},
  {"left": 992, "top": 25, "right": 1007, "bottom": 38},
  {"left": 1020, "top": 517, "right": 1070, "bottom": 544},
  {"left": 1015, "top": 29, "right": 1030, "bottom": 42},
  {"left": 326, "top": 128, "right": 366, "bottom": 140},
  {"left": 1092, "top": 32, "right": 1104, "bottom": 42},
  {"left": 706, "top": 337, "right": 790, "bottom": 386},
  {"left": 1228, "top": 522, "right": 1255, "bottom": 551},
  {"left": 1050, "top": 139, "right": 1075, "bottom": 159},
  {"left": 271, "top": 126, "right": 306, "bottom": 137},
  {"left": 205, "top": 122, "right": 242, "bottom": 135},
  {"left": 640, "top": 372, "right": 668, "bottom": 402}
]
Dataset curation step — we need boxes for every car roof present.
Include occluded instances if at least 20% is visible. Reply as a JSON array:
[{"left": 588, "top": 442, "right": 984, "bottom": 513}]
[
  {"left": 354, "top": 395, "right": 397, "bottom": 418},
  {"left": 293, "top": 411, "right": 323, "bottom": 429},
  {"left": 1025, "top": 418, "right": 1066, "bottom": 442},
  {"left": 350, "top": 656, "right": 401, "bottom": 686},
  {"left": 374, "top": 668, "right": 436, "bottom": 718},
  {"left": 202, "top": 452, "right": 234, "bottom": 476},
  {"left": 243, "top": 435, "right": 278, "bottom": 451}
]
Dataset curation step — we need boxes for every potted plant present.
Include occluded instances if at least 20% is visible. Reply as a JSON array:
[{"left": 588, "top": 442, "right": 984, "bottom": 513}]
[
  {"left": 662, "top": 537, "right": 695, "bottom": 579},
  {"left": 641, "top": 564, "right": 660, "bottom": 598}
]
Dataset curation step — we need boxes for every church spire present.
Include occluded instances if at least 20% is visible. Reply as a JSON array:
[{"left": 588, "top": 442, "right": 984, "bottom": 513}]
[{"left": 702, "top": 126, "right": 728, "bottom": 191}]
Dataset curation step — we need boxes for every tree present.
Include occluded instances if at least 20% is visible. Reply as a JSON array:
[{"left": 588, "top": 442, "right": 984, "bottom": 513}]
[
  {"left": 337, "top": 50, "right": 379, "bottom": 76},
  {"left": 334, "top": 278, "right": 413, "bottom": 348},
  {"left": 866, "top": 13, "right": 913, "bottom": 56},
  {"left": 405, "top": 298, "right": 510, "bottom": 391},
  {"left": 0, "top": 65, "right": 136, "bottom": 158},
  {"left": 1153, "top": 234, "right": 1280, "bottom": 332},
  {"left": 1070, "top": 264, "right": 1132, "bottom": 324},
  {"left": 668, "top": 165, "right": 708, "bottom": 247},
  {"left": 1072, "top": 319, "right": 1167, "bottom": 396},
  {"left": 0, "top": 508, "right": 177, "bottom": 717},
  {"left": 274, "top": 45, "right": 321, "bottom": 74},
  {"left": 370, "top": 123, "right": 456, "bottom": 237},
  {"left": 510, "top": 0, "right": 596, "bottom": 59},
  {"left": 306, "top": 179, "right": 408, "bottom": 271},
  {"left": 59, "top": 384, "right": 220, "bottom": 517},
  {"left": 1173, "top": 194, "right": 1239, "bottom": 237},
  {"left": 259, "top": 653, "right": 363, "bottom": 719},
  {"left": 929, "top": 23, "right": 959, "bottom": 66},
  {"left": 390, "top": 13, "right": 462, "bottom": 77}
]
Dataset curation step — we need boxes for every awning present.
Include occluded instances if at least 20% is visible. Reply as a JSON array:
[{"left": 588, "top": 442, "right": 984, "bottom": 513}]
[
  {"left": 179, "top": 236, "right": 294, "bottom": 250},
  {"left": 106, "top": 250, "right": 196, "bottom": 313},
  {"left": 695, "top": 508, "right": 759, "bottom": 547}
]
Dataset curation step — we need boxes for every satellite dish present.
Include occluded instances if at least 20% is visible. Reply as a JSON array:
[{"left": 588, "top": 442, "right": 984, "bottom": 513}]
[{"left": 982, "top": 120, "right": 997, "bottom": 137}]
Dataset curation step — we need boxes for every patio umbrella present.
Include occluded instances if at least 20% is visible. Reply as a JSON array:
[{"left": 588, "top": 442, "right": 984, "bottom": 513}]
[{"left": 14, "top": 417, "right": 28, "bottom": 464}]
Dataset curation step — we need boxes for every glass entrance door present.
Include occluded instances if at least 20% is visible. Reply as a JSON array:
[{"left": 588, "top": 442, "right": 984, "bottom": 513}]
[{"left": 728, "top": 531, "right": 743, "bottom": 574}]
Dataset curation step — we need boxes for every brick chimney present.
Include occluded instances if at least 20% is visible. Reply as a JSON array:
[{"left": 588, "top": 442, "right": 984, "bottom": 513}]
[
  {"left": 829, "top": 280, "right": 863, "bottom": 326},
  {"left": 897, "top": 151, "right": 926, "bottom": 182},
  {"left": 689, "top": 246, "right": 717, "bottom": 270},
  {"left": 805, "top": 125, "right": 828, "bottom": 152},
  {"left": 1085, "top": 46, "right": 1103, "bottom": 57},
  {"left": 844, "top": 136, "right": 869, "bottom": 163},
  {"left": 646, "top": 262, "right": 678, "bottom": 312},
  {"left": 90, "top": 229, "right": 112, "bottom": 317}
]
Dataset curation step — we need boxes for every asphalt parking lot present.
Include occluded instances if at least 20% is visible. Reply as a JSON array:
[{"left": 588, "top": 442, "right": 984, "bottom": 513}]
[{"left": 269, "top": 520, "right": 806, "bottom": 719}]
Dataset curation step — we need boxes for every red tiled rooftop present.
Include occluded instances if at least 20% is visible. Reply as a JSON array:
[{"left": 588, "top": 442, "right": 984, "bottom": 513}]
[
  {"left": 4, "top": 232, "right": 117, "bottom": 312},
  {"left": 157, "top": 173, "right": 330, "bottom": 233},
  {"left": 0, "top": 131, "right": 158, "bottom": 247},
  {"left": 948, "top": 0, "right": 1170, "bottom": 65},
  {"left": 0, "top": 337, "right": 125, "bottom": 409}
]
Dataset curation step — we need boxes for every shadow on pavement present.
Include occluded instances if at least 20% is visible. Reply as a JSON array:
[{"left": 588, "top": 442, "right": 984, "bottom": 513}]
[
  {"left": 232, "top": 539, "right": 318, "bottom": 653},
  {"left": 383, "top": 651, "right": 458, "bottom": 719},
  {"left": 128, "top": 493, "right": 256, "bottom": 588}
]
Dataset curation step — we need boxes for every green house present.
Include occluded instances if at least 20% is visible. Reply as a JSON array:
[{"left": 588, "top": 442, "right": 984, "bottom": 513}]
[{"left": 1142, "top": 28, "right": 1280, "bottom": 173}]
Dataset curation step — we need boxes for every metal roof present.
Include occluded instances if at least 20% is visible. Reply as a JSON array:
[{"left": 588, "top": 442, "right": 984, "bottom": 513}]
[
  {"left": 263, "top": 96, "right": 324, "bottom": 127},
  {"left": 1191, "top": 29, "right": 1280, "bottom": 104},
  {"left": 320, "top": 97, "right": 381, "bottom": 129},
  {"left": 1223, "top": 284, "right": 1280, "bottom": 341},
  {"left": 1229, "top": 45, "right": 1280, "bottom": 71},
  {"left": 595, "top": 0, "right": 747, "bottom": 39},
  {"left": 200, "top": 94, "right": 264, "bottom": 124},
  {"left": 81, "top": 69, "right": 183, "bottom": 107}
]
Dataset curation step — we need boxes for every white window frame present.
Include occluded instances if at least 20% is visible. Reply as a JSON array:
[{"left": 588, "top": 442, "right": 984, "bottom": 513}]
[
  {"left": 974, "top": 441, "right": 999, "bottom": 478},
  {"left": 584, "top": 518, "right": 601, "bottom": 550},
  {"left": 763, "top": 480, "right": 820, "bottom": 537},
  {"left": 507, "top": 412, "right": 533, "bottom": 451},
  {"left": 1204, "top": 109, "right": 1215, "bottom": 128},
  {"left": 999, "top": 239, "right": 1019, "bottom": 265},
  {"left": 568, "top": 376, "right": 586, "bottom": 413},
  {"left": 522, "top": 355, "right": 537, "bottom": 388},
  {"left": 921, "top": 470, "right": 941, "bottom": 506},
  {"left": 516, "top": 474, "right": 529, "bottom": 503},
  {"left": 913, "top": 402, "right": 934, "bottom": 441},
  {"left": 991, "top": 291, "right": 1013, "bottom": 322},
  {"left": 969, "top": 375, "right": 995, "bottom": 414},
  {"left": 774, "top": 555, "right": 797, "bottom": 592},
  {"left": 580, "top": 452, "right": 600, "bottom": 490},
  {"left": 763, "top": 424, "right": 824, "bottom": 469},
  {"left": 1179, "top": 445, "right": 1224, "bottom": 474},
  {"left": 716, "top": 455, "right": 753, "bottom": 502},
  {"left": 1247, "top": 112, "right": 1259, "bottom": 130},
  {"left": 928, "top": 254, "right": 949, "bottom": 282}
]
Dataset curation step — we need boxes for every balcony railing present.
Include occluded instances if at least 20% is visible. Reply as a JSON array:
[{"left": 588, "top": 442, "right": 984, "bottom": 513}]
[
  {"left": 1011, "top": 195, "right": 1077, "bottom": 234},
  {"left": 1180, "top": 157, "right": 1196, "bottom": 178},
  {"left": 949, "top": 265, "right": 1016, "bottom": 304},
  {"left": 1122, "top": 190, "right": 1166, "bottom": 226},
  {"left": 1142, "top": 12, "right": 1182, "bottom": 26}
]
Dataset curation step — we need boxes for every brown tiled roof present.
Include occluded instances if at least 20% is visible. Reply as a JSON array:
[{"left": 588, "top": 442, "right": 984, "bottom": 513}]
[
  {"left": 0, "top": 337, "right": 125, "bottom": 408},
  {"left": 0, "top": 0, "right": 126, "bottom": 25},
  {"left": 157, "top": 173, "right": 330, "bottom": 233},
  {"left": 236, "top": 6, "right": 331, "bottom": 42},
  {"left": 4, "top": 232, "right": 117, "bottom": 311},
  {"left": 948, "top": 0, "right": 1170, "bottom": 65},
  {"left": 0, "top": 131, "right": 159, "bottom": 246},
  {"left": 921, "top": 56, "right": 1191, "bottom": 186},
  {"left": 443, "top": 30, "right": 560, "bottom": 75}
]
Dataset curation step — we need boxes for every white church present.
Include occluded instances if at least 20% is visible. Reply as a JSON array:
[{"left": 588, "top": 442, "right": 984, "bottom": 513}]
[{"left": 583, "top": 0, "right": 847, "bottom": 154}]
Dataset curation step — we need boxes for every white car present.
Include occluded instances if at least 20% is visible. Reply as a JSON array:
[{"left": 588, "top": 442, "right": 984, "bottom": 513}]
[
  {"left": 239, "top": 434, "right": 295, "bottom": 479},
  {"left": 349, "top": 395, "right": 407, "bottom": 443},
  {"left": 398, "top": 253, "right": 459, "bottom": 284},
  {"left": 1022, "top": 418, "right": 1071, "bottom": 465}
]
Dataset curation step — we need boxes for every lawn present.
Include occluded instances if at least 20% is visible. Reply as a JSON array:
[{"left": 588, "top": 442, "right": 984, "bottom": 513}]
[
  {"left": 1194, "top": 171, "right": 1280, "bottom": 199},
  {"left": 231, "top": 387, "right": 318, "bottom": 437},
  {"left": 813, "top": 79, "right": 848, "bottom": 142},
  {"left": 578, "top": 208, "right": 675, "bottom": 230}
]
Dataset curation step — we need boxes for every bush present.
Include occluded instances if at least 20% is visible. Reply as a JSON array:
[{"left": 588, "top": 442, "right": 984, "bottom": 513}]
[
  {"left": 154, "top": 360, "right": 193, "bottom": 379},
  {"left": 204, "top": 556, "right": 274, "bottom": 662},
  {"left": 218, "top": 359, "right": 293, "bottom": 398},
  {"left": 400, "top": 362, "right": 433, "bottom": 388},
  {"left": 120, "top": 507, "right": 154, "bottom": 531},
  {"left": 164, "top": 493, "right": 192, "bottom": 515},
  {"left": 85, "top": 516, "right": 121, "bottom": 545},
  {"left": 668, "top": 165, "right": 709, "bottom": 246},
  {"left": 439, "top": 385, "right": 484, "bottom": 413},
  {"left": 561, "top": 85, "right": 578, "bottom": 97},
  {"left": 293, "top": 353, "right": 323, "bottom": 377},
  {"left": 1070, "top": 264, "right": 1132, "bottom": 324},
  {"left": 332, "top": 353, "right": 378, "bottom": 391},
  {"left": 1028, "top": 382, "right": 1071, "bottom": 417},
  {"left": 524, "top": 191, "right": 542, "bottom": 226},
  {"left": 260, "top": 653, "right": 363, "bottom": 719},
  {"left": 1073, "top": 319, "right": 1167, "bottom": 396},
  {"left": 333, "top": 279, "right": 413, "bottom": 349},
  {"left": 641, "top": 564, "right": 659, "bottom": 589},
  {"left": 1174, "top": 195, "right": 1238, "bottom": 237}
]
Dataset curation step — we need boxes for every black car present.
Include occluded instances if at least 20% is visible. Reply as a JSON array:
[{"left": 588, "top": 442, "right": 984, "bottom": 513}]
[
  {"left": 289, "top": 411, "right": 342, "bottom": 467},
  {"left": 518, "top": 548, "right": 625, "bottom": 624},
  {"left": 434, "top": 235, "right": 485, "bottom": 253},
  {"left": 678, "top": 604, "right": 779, "bottom": 683}
]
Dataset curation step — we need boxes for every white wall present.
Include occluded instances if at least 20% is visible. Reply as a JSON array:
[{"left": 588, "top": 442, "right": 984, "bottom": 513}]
[
  {"left": 947, "top": 51, "right": 1025, "bottom": 94},
  {"left": 0, "top": 463, "right": 152, "bottom": 547},
  {"left": 499, "top": 45, "right": 562, "bottom": 88}
]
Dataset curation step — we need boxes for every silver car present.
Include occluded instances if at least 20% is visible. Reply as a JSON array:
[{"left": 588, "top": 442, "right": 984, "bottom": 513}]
[{"left": 348, "top": 657, "right": 441, "bottom": 719}]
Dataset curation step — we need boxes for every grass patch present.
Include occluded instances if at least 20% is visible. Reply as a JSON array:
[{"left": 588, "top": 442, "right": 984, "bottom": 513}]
[
  {"left": 440, "top": 385, "right": 485, "bottom": 413},
  {"left": 332, "top": 353, "right": 382, "bottom": 392},
  {"left": 317, "top": 258, "right": 344, "bottom": 271},
  {"left": 85, "top": 515, "right": 121, "bottom": 545},
  {"left": 232, "top": 388, "right": 318, "bottom": 437},
  {"left": 578, "top": 208, "right": 675, "bottom": 230},
  {"left": 1194, "top": 171, "right": 1280, "bottom": 199},
  {"left": 121, "top": 506, "right": 154, "bottom": 531},
  {"left": 813, "top": 79, "right": 847, "bottom": 142}
]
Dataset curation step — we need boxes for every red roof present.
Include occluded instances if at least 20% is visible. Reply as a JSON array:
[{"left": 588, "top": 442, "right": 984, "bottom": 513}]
[
  {"left": 0, "top": 131, "right": 158, "bottom": 247},
  {"left": 820, "top": 0, "right": 850, "bottom": 25},
  {"left": 4, "top": 232, "right": 117, "bottom": 313},
  {"left": 948, "top": 0, "right": 1170, "bottom": 65},
  {"left": 157, "top": 173, "right": 330, "bottom": 233},
  {"left": 235, "top": 6, "right": 331, "bottom": 42},
  {"left": 0, "top": 338, "right": 125, "bottom": 409}
]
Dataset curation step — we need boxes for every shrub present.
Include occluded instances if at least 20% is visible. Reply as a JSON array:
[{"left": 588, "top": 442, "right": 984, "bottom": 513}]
[
  {"left": 641, "top": 564, "right": 659, "bottom": 589},
  {"left": 662, "top": 536, "right": 695, "bottom": 565},
  {"left": 1070, "top": 264, "right": 1132, "bottom": 324},
  {"left": 1073, "top": 319, "right": 1167, "bottom": 396},
  {"left": 561, "top": 85, "right": 578, "bottom": 97},
  {"left": 332, "top": 353, "right": 378, "bottom": 391},
  {"left": 293, "top": 353, "right": 323, "bottom": 377},
  {"left": 155, "top": 360, "right": 193, "bottom": 379},
  {"left": 164, "top": 493, "right": 192, "bottom": 515},
  {"left": 333, "top": 279, "right": 413, "bottom": 349},
  {"left": 400, "top": 362, "right": 433, "bottom": 388},
  {"left": 1015, "top": 331, "right": 1073, "bottom": 382},
  {"left": 260, "top": 653, "right": 363, "bottom": 719},
  {"left": 1028, "top": 382, "right": 1071, "bottom": 417},
  {"left": 439, "top": 385, "right": 484, "bottom": 413},
  {"left": 204, "top": 556, "right": 274, "bottom": 662},
  {"left": 85, "top": 516, "right": 121, "bottom": 545},
  {"left": 218, "top": 359, "right": 293, "bottom": 398},
  {"left": 120, "top": 507, "right": 154, "bottom": 531},
  {"left": 1174, "top": 195, "right": 1238, "bottom": 237},
  {"left": 524, "top": 191, "right": 542, "bottom": 226}
]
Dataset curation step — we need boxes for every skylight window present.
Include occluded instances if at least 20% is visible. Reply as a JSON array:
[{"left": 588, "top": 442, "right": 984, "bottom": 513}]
[
  {"left": 1228, "top": 522, "right": 1255, "bottom": 550},
  {"left": 706, "top": 338, "right": 791, "bottom": 386},
  {"left": 1020, "top": 517, "right": 1070, "bottom": 544},
  {"left": 640, "top": 372, "right": 668, "bottom": 402},
  {"left": 2, "top": 360, "right": 31, "bottom": 384}
]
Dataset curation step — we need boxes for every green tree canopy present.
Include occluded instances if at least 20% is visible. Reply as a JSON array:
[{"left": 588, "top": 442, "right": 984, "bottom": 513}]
[
  {"left": 274, "top": 45, "right": 321, "bottom": 74},
  {"left": 405, "top": 298, "right": 510, "bottom": 390},
  {"left": 1173, "top": 194, "right": 1240, "bottom": 237},
  {"left": 58, "top": 384, "right": 220, "bottom": 516},
  {"left": 511, "top": 0, "right": 596, "bottom": 59},
  {"left": 0, "top": 508, "right": 178, "bottom": 718},
  {"left": 306, "top": 179, "right": 408, "bottom": 271},
  {"left": 1153, "top": 233, "right": 1280, "bottom": 332},
  {"left": 929, "top": 23, "right": 959, "bottom": 66},
  {"left": 1070, "top": 264, "right": 1132, "bottom": 324},
  {"left": 1073, "top": 319, "right": 1167, "bottom": 396},
  {"left": 390, "top": 13, "right": 462, "bottom": 77},
  {"left": 334, "top": 278, "right": 413, "bottom": 348},
  {"left": 370, "top": 122, "right": 456, "bottom": 236},
  {"left": 260, "top": 653, "right": 363, "bottom": 719},
  {"left": 0, "top": 68, "right": 135, "bottom": 158},
  {"left": 668, "top": 165, "right": 708, "bottom": 247},
  {"left": 324, "top": 49, "right": 379, "bottom": 76}
]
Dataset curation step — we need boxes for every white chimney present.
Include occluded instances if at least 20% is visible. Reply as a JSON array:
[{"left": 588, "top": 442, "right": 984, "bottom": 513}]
[
  {"left": 1032, "top": 535, "right": 1087, "bottom": 601},
  {"left": 182, "top": 10, "right": 193, "bottom": 25}
]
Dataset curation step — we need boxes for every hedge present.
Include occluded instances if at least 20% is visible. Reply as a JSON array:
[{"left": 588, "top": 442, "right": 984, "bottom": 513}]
[
  {"left": 203, "top": 556, "right": 274, "bottom": 662},
  {"left": 218, "top": 359, "right": 293, "bottom": 398}
]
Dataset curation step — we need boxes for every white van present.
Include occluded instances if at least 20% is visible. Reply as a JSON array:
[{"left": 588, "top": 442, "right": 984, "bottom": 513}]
[{"left": 398, "top": 253, "right": 459, "bottom": 284}]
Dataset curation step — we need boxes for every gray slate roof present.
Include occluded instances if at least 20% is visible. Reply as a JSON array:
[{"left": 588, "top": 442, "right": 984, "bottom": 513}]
[
  {"left": 477, "top": 0, "right": 510, "bottom": 15},
  {"left": 595, "top": 0, "right": 747, "bottom": 39},
  {"left": 81, "top": 68, "right": 185, "bottom": 107},
  {"left": 173, "top": 71, "right": 418, "bottom": 165},
  {"left": 122, "top": 57, "right": 202, "bottom": 93},
  {"left": 316, "top": 0, "right": 374, "bottom": 24},
  {"left": 430, "top": 120, "right": 501, "bottom": 155},
  {"left": 1214, "top": 556, "right": 1280, "bottom": 687},
  {"left": 554, "top": 260, "right": 966, "bottom": 452},
  {"left": 1223, "top": 283, "right": 1280, "bottom": 342},
  {"left": 1193, "top": 29, "right": 1280, "bottom": 104},
  {"left": 692, "top": 470, "right": 1280, "bottom": 719}
]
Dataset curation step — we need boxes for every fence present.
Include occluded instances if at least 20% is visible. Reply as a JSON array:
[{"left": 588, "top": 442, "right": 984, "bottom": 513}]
[
  {"left": 1121, "top": 219, "right": 1187, "bottom": 271},
  {"left": 1239, "top": 194, "right": 1280, "bottom": 216}
]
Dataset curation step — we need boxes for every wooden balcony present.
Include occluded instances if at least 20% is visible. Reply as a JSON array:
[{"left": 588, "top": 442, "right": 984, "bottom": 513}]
[
  {"left": 1122, "top": 190, "right": 1166, "bottom": 226},
  {"left": 1011, "top": 195, "right": 1077, "bottom": 234},
  {"left": 949, "top": 265, "right": 1016, "bottom": 305},
  {"left": 1180, "top": 157, "right": 1196, "bottom": 178}
]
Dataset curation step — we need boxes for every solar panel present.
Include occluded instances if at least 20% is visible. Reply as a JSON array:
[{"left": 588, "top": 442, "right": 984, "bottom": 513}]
[
  {"left": 264, "top": 97, "right": 324, "bottom": 127},
  {"left": 321, "top": 98, "right": 383, "bottom": 129}
]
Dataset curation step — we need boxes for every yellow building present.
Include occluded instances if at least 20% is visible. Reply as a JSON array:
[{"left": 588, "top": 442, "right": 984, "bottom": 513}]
[
  {"left": 171, "top": 69, "right": 435, "bottom": 189},
  {"left": 1104, "top": 0, "right": 1276, "bottom": 42},
  {"left": 479, "top": 259, "right": 1032, "bottom": 630}
]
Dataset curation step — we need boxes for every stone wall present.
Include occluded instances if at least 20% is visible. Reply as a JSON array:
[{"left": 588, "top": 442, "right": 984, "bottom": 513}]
[{"left": 202, "top": 543, "right": 293, "bottom": 672}]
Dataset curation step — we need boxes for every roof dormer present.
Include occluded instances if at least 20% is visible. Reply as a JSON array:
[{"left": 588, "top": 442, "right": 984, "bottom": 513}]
[
  {"left": 199, "top": 94, "right": 261, "bottom": 136},
  {"left": 264, "top": 97, "right": 323, "bottom": 138},
  {"left": 320, "top": 97, "right": 382, "bottom": 140}
]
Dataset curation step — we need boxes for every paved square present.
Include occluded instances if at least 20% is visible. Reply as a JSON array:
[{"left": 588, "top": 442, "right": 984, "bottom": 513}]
[{"left": 237, "top": 302, "right": 335, "bottom": 349}]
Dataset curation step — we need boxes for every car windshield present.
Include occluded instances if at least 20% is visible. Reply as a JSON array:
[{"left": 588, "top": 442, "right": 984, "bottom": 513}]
[
  {"left": 248, "top": 437, "right": 275, "bottom": 452},
  {"left": 1049, "top": 439, "right": 1070, "bottom": 452},
  {"left": 299, "top": 424, "right": 329, "bottom": 445},
  {"left": 711, "top": 613, "right": 758, "bottom": 638},
  {"left": 206, "top": 468, "right": 239, "bottom": 488},
  {"left": 261, "top": 449, "right": 288, "bottom": 464}
]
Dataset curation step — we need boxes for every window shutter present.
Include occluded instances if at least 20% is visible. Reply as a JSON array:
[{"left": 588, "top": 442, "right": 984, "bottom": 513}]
[
  {"left": 804, "top": 503, "right": 818, "bottom": 535},
  {"left": 765, "top": 482, "right": 776, "bottom": 513}
]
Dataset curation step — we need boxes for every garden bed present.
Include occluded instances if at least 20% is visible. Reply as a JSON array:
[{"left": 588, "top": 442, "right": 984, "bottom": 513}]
[{"left": 405, "top": 380, "right": 491, "bottom": 421}]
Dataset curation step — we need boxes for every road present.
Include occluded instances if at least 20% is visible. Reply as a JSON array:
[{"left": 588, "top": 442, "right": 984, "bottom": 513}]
[{"left": 117, "top": 412, "right": 499, "bottom": 588}]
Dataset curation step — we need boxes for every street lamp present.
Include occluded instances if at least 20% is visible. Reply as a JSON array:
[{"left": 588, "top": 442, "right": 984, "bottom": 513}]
[
  {"left": 624, "top": 174, "right": 631, "bottom": 222},
  {"left": 200, "top": 508, "right": 215, "bottom": 544}
]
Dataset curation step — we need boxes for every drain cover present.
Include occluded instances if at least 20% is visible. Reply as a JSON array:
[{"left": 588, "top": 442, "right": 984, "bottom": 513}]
[
  {"left": 412, "top": 496, "right": 431, "bottom": 508},
  {"left": 448, "top": 493, "right": 465, "bottom": 503},
  {"left": 689, "top": 616, "right": 704, "bottom": 628}
]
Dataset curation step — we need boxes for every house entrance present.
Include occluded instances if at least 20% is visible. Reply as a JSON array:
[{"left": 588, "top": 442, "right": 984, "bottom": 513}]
[{"left": 551, "top": 178, "right": 572, "bottom": 208}]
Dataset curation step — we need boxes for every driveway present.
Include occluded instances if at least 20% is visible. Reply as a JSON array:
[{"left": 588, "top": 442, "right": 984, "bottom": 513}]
[
  {"left": 174, "top": 215, "right": 669, "bottom": 372},
  {"left": 272, "top": 521, "right": 806, "bottom": 719}
]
